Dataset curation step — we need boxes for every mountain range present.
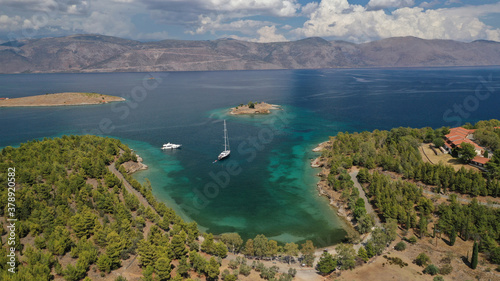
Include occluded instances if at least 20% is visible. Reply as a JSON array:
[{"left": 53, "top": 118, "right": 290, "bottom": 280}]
[{"left": 1, "top": 34, "right": 500, "bottom": 74}]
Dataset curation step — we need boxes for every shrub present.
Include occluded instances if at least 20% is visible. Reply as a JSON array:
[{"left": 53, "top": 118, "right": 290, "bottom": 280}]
[
  {"left": 415, "top": 253, "right": 431, "bottom": 267},
  {"left": 423, "top": 264, "right": 440, "bottom": 275},
  {"left": 228, "top": 260, "right": 239, "bottom": 270},
  {"left": 439, "top": 264, "right": 453, "bottom": 275},
  {"left": 433, "top": 276, "right": 444, "bottom": 281},
  {"left": 239, "top": 264, "right": 251, "bottom": 276},
  {"left": 395, "top": 241, "right": 406, "bottom": 251},
  {"left": 408, "top": 236, "right": 418, "bottom": 244},
  {"left": 34, "top": 236, "right": 46, "bottom": 249},
  {"left": 433, "top": 138, "right": 445, "bottom": 148},
  {"left": 382, "top": 255, "right": 408, "bottom": 268},
  {"left": 489, "top": 246, "right": 500, "bottom": 264},
  {"left": 222, "top": 269, "right": 237, "bottom": 281}
]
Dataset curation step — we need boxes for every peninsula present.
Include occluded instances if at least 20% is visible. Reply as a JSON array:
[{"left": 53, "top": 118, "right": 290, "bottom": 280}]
[
  {"left": 230, "top": 102, "right": 280, "bottom": 115},
  {"left": 0, "top": 92, "right": 125, "bottom": 107},
  {"left": 310, "top": 121, "right": 500, "bottom": 280}
]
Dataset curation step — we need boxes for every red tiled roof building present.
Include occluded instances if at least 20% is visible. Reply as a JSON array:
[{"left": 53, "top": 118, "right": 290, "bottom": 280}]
[{"left": 443, "top": 127, "right": 483, "bottom": 155}]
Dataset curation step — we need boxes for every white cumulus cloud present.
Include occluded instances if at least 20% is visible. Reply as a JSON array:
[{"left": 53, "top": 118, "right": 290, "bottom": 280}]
[
  {"left": 227, "top": 25, "right": 288, "bottom": 42},
  {"left": 301, "top": 1, "right": 319, "bottom": 16},
  {"left": 188, "top": 15, "right": 275, "bottom": 35},
  {"left": 367, "top": 0, "right": 414, "bottom": 10},
  {"left": 143, "top": 0, "right": 301, "bottom": 20},
  {"left": 255, "top": 25, "right": 287, "bottom": 42},
  {"left": 419, "top": 0, "right": 439, "bottom": 8},
  {"left": 293, "top": 0, "right": 500, "bottom": 43},
  {"left": 0, "top": 15, "right": 24, "bottom": 31}
]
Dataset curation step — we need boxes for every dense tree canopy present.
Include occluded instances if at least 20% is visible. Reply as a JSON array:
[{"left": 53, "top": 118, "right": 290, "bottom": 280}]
[
  {"left": 324, "top": 122, "right": 500, "bottom": 198},
  {"left": 321, "top": 121, "right": 500, "bottom": 268},
  {"left": 0, "top": 135, "right": 228, "bottom": 280}
]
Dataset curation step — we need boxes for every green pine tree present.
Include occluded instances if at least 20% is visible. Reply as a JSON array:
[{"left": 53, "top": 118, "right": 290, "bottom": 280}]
[
  {"left": 137, "top": 239, "right": 156, "bottom": 267},
  {"left": 365, "top": 241, "right": 375, "bottom": 258},
  {"left": 300, "top": 240, "right": 316, "bottom": 267},
  {"left": 206, "top": 257, "right": 220, "bottom": 280},
  {"left": 242, "top": 239, "right": 254, "bottom": 256},
  {"left": 176, "top": 256, "right": 190, "bottom": 278},
  {"left": 106, "top": 231, "right": 124, "bottom": 270},
  {"left": 155, "top": 257, "right": 172, "bottom": 281},
  {"left": 48, "top": 226, "right": 72, "bottom": 255},
  {"left": 189, "top": 250, "right": 207, "bottom": 274},
  {"left": 449, "top": 228, "right": 456, "bottom": 246},
  {"left": 471, "top": 241, "right": 479, "bottom": 269},
  {"left": 171, "top": 232, "right": 188, "bottom": 259},
  {"left": 97, "top": 254, "right": 112, "bottom": 273},
  {"left": 358, "top": 247, "right": 369, "bottom": 262},
  {"left": 201, "top": 233, "right": 215, "bottom": 254},
  {"left": 316, "top": 252, "right": 337, "bottom": 275},
  {"left": 142, "top": 265, "right": 154, "bottom": 281},
  {"left": 215, "top": 241, "right": 228, "bottom": 258}
]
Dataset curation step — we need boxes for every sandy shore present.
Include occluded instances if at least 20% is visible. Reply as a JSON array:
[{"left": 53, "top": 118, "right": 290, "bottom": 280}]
[
  {"left": 230, "top": 102, "right": 280, "bottom": 115},
  {"left": 0, "top": 92, "right": 125, "bottom": 107}
]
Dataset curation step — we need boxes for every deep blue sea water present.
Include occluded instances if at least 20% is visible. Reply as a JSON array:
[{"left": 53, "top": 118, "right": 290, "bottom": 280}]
[{"left": 1, "top": 67, "right": 499, "bottom": 246}]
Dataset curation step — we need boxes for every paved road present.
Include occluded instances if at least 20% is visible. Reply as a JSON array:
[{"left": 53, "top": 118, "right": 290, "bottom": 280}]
[{"left": 349, "top": 170, "right": 381, "bottom": 227}]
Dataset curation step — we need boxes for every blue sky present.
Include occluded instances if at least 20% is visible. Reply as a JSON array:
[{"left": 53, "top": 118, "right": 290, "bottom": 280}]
[{"left": 1, "top": 0, "right": 500, "bottom": 43}]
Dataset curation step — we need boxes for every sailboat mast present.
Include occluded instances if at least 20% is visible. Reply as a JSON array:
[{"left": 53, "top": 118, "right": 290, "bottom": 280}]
[
  {"left": 217, "top": 120, "right": 231, "bottom": 160},
  {"left": 223, "top": 120, "right": 228, "bottom": 151}
]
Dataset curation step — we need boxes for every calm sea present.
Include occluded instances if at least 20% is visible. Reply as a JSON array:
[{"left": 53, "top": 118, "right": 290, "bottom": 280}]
[{"left": 1, "top": 67, "right": 499, "bottom": 246}]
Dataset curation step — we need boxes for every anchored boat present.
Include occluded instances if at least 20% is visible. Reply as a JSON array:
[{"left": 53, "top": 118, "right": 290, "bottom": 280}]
[
  {"left": 218, "top": 120, "right": 230, "bottom": 160},
  {"left": 162, "top": 142, "right": 182, "bottom": 150}
]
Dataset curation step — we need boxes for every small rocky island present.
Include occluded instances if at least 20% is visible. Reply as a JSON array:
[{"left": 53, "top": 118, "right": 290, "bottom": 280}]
[
  {"left": 230, "top": 101, "right": 280, "bottom": 115},
  {"left": 0, "top": 92, "right": 125, "bottom": 107}
]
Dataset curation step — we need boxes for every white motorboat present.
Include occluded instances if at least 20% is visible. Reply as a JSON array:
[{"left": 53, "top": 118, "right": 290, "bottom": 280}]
[
  {"left": 162, "top": 142, "right": 182, "bottom": 149},
  {"left": 218, "top": 120, "right": 230, "bottom": 160}
]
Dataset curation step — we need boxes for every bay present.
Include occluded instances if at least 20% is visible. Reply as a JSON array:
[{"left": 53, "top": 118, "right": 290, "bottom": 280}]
[{"left": 1, "top": 67, "right": 499, "bottom": 245}]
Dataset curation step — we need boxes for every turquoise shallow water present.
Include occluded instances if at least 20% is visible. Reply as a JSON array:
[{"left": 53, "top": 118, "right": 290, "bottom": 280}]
[
  {"left": 127, "top": 105, "right": 350, "bottom": 244},
  {"left": 1, "top": 68, "right": 500, "bottom": 246}
]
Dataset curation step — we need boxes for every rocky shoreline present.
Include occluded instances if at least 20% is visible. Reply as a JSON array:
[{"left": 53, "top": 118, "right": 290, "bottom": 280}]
[
  {"left": 122, "top": 153, "right": 148, "bottom": 174},
  {"left": 311, "top": 140, "right": 360, "bottom": 240}
]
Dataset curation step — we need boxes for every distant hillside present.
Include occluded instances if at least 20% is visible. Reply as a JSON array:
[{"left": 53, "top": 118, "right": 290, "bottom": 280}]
[{"left": 1, "top": 34, "right": 500, "bottom": 74}]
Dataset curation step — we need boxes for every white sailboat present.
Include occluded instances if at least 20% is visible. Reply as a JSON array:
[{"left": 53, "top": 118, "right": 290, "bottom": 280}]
[{"left": 218, "top": 120, "right": 230, "bottom": 160}]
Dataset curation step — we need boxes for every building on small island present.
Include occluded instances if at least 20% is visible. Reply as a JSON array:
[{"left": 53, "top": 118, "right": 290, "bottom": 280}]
[
  {"left": 230, "top": 102, "right": 280, "bottom": 115},
  {"left": 443, "top": 127, "right": 484, "bottom": 156}
]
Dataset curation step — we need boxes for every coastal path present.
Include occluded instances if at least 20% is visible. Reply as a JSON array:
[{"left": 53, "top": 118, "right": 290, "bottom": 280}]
[
  {"left": 377, "top": 170, "right": 500, "bottom": 209},
  {"left": 349, "top": 169, "right": 381, "bottom": 227},
  {"left": 421, "top": 189, "right": 500, "bottom": 208},
  {"left": 107, "top": 160, "right": 159, "bottom": 216}
]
